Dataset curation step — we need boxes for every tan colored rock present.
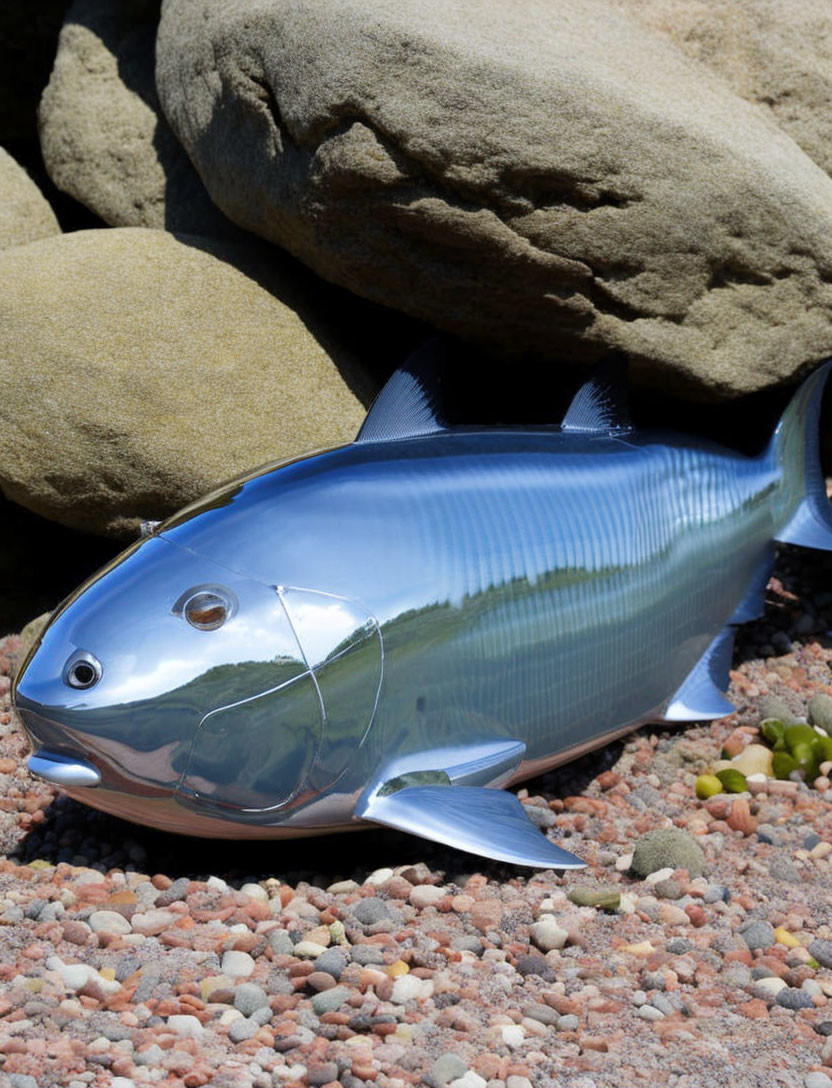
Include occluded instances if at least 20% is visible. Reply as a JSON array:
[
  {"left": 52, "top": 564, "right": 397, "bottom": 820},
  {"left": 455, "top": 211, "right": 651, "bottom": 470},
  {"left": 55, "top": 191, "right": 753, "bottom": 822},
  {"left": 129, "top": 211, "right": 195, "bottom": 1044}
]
[
  {"left": 0, "top": 147, "right": 60, "bottom": 250},
  {"left": 610, "top": 0, "right": 832, "bottom": 178},
  {"left": 0, "top": 228, "right": 390, "bottom": 536},
  {"left": 39, "top": 0, "right": 235, "bottom": 235},
  {"left": 157, "top": 0, "right": 832, "bottom": 399}
]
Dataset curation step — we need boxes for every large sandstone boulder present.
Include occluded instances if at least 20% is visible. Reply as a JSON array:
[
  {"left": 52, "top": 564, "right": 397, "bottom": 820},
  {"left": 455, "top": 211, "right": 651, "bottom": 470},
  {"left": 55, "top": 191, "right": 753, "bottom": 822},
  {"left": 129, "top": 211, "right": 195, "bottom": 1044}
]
[
  {"left": 39, "top": 0, "right": 237, "bottom": 235},
  {"left": 0, "top": 147, "right": 60, "bottom": 250},
  {"left": 157, "top": 0, "right": 832, "bottom": 399},
  {"left": 0, "top": 228, "right": 398, "bottom": 536},
  {"left": 612, "top": 0, "right": 832, "bottom": 178}
]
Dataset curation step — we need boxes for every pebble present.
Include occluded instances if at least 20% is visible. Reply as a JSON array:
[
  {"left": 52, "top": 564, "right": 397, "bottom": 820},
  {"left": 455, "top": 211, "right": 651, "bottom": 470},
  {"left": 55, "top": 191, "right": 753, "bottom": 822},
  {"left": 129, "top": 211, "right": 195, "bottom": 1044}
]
[
  {"left": 753, "top": 977, "right": 788, "bottom": 1000},
  {"left": 352, "top": 898, "right": 392, "bottom": 925},
  {"left": 228, "top": 1017, "right": 259, "bottom": 1043},
  {"left": 449, "top": 1075, "right": 487, "bottom": 1088},
  {"left": 313, "top": 947, "right": 348, "bottom": 979},
  {"left": 310, "top": 986, "right": 350, "bottom": 1015},
  {"left": 351, "top": 945, "right": 386, "bottom": 966},
  {"left": 392, "top": 975, "right": 434, "bottom": 1003},
  {"left": 87, "top": 909, "right": 131, "bottom": 935},
  {"left": 233, "top": 982, "right": 269, "bottom": 1016},
  {"left": 268, "top": 929, "right": 295, "bottom": 957},
  {"left": 166, "top": 1015, "right": 204, "bottom": 1038},
  {"left": 805, "top": 1074, "right": 832, "bottom": 1088},
  {"left": 410, "top": 884, "right": 446, "bottom": 908},
  {"left": 636, "top": 1005, "right": 664, "bottom": 1021},
  {"left": 430, "top": 1054, "right": 469, "bottom": 1086},
  {"left": 769, "top": 856, "right": 801, "bottom": 883},
  {"left": 500, "top": 1024, "right": 526, "bottom": 1047},
  {"left": 630, "top": 828, "right": 706, "bottom": 878},
  {"left": 529, "top": 916, "right": 569, "bottom": 951},
  {"left": 293, "top": 940, "right": 329, "bottom": 959},
  {"left": 221, "top": 951, "right": 256, "bottom": 979},
  {"left": 739, "top": 920, "right": 776, "bottom": 952},
  {"left": 776, "top": 987, "right": 816, "bottom": 1010},
  {"left": 809, "top": 694, "right": 832, "bottom": 732},
  {"left": 811, "top": 941, "right": 832, "bottom": 969}
]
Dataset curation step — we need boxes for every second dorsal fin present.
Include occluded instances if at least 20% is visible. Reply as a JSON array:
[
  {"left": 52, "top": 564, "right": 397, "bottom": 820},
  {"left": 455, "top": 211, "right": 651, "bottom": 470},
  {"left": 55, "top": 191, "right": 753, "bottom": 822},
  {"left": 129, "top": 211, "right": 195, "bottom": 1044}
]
[
  {"left": 355, "top": 338, "right": 449, "bottom": 444},
  {"left": 562, "top": 355, "right": 633, "bottom": 436}
]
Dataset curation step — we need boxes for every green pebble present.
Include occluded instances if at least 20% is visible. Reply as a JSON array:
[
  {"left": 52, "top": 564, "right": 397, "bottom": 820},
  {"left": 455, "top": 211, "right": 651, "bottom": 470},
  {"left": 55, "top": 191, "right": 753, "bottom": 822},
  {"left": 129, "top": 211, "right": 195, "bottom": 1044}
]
[
  {"left": 715, "top": 768, "right": 748, "bottom": 794},
  {"left": 772, "top": 750, "right": 799, "bottom": 780},
  {"left": 760, "top": 719, "right": 787, "bottom": 747},
  {"left": 784, "top": 724, "right": 818, "bottom": 753},
  {"left": 695, "top": 774, "right": 723, "bottom": 800},
  {"left": 630, "top": 828, "right": 707, "bottom": 879},
  {"left": 567, "top": 886, "right": 621, "bottom": 912}
]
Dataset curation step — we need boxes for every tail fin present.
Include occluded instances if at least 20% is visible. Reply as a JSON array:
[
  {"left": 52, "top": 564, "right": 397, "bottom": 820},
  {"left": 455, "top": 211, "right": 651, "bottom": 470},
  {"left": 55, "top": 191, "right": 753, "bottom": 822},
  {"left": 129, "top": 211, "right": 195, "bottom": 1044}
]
[{"left": 768, "top": 359, "right": 832, "bottom": 550}]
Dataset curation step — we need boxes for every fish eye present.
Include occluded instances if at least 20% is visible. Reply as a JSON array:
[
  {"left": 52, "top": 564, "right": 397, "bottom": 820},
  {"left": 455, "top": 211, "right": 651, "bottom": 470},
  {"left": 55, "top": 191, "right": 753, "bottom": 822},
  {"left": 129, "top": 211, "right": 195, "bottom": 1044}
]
[
  {"left": 176, "top": 586, "right": 236, "bottom": 631},
  {"left": 63, "top": 651, "right": 103, "bottom": 690}
]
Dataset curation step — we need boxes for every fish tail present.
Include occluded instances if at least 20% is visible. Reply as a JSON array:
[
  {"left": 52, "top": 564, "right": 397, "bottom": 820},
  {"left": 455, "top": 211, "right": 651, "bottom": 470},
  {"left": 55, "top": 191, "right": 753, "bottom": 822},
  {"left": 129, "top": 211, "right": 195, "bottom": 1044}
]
[{"left": 767, "top": 359, "right": 832, "bottom": 550}]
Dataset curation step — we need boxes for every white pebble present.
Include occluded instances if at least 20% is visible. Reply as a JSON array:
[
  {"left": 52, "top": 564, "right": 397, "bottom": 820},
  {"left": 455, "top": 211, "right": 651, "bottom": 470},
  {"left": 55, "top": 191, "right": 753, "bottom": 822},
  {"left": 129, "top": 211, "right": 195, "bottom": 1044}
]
[
  {"left": 409, "top": 885, "right": 447, "bottom": 909},
  {"left": 88, "top": 910, "right": 132, "bottom": 935},
  {"left": 616, "top": 853, "right": 634, "bottom": 872},
  {"left": 206, "top": 876, "right": 230, "bottom": 893},
  {"left": 166, "top": 1014, "right": 204, "bottom": 1038},
  {"left": 59, "top": 964, "right": 96, "bottom": 991},
  {"left": 753, "top": 976, "right": 787, "bottom": 998},
  {"left": 500, "top": 1024, "right": 526, "bottom": 1048},
  {"left": 327, "top": 880, "right": 359, "bottom": 894},
  {"left": 221, "top": 951, "right": 255, "bottom": 978},
  {"left": 391, "top": 975, "right": 434, "bottom": 1004},
  {"left": 292, "top": 941, "right": 328, "bottom": 959},
  {"left": 636, "top": 1005, "right": 664, "bottom": 1021},
  {"left": 130, "top": 909, "right": 176, "bottom": 936},
  {"left": 530, "top": 916, "right": 568, "bottom": 952},
  {"left": 449, "top": 1075, "right": 487, "bottom": 1088},
  {"left": 365, "top": 867, "right": 395, "bottom": 886},
  {"left": 111, "top": 1080, "right": 136, "bottom": 1088},
  {"left": 645, "top": 867, "right": 675, "bottom": 885},
  {"left": 218, "top": 1008, "right": 245, "bottom": 1026},
  {"left": 240, "top": 882, "right": 269, "bottom": 902}
]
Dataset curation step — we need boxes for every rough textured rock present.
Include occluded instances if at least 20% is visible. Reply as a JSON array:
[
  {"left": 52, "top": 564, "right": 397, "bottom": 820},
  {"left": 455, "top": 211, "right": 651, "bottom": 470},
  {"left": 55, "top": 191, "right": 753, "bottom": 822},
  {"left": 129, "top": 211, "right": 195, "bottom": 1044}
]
[
  {"left": 0, "top": 1, "right": 68, "bottom": 145},
  {"left": 39, "top": 0, "right": 236, "bottom": 235},
  {"left": 630, "top": 828, "right": 706, "bottom": 878},
  {"left": 0, "top": 148, "right": 60, "bottom": 250},
  {"left": 157, "top": 0, "right": 832, "bottom": 399},
  {"left": 611, "top": 0, "right": 832, "bottom": 178},
  {"left": 0, "top": 228, "right": 394, "bottom": 536}
]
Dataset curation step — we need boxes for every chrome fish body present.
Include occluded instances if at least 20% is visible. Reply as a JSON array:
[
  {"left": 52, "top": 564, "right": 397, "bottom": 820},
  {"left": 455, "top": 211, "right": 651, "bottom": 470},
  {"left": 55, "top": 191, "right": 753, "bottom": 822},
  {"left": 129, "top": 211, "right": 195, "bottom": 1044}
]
[{"left": 12, "top": 350, "right": 832, "bottom": 867}]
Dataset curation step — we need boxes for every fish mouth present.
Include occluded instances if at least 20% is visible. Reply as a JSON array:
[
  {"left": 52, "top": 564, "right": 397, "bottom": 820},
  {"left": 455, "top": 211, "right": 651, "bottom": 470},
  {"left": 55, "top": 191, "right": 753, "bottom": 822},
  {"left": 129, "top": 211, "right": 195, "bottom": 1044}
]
[
  {"left": 12, "top": 690, "right": 107, "bottom": 791},
  {"left": 27, "top": 749, "right": 101, "bottom": 788}
]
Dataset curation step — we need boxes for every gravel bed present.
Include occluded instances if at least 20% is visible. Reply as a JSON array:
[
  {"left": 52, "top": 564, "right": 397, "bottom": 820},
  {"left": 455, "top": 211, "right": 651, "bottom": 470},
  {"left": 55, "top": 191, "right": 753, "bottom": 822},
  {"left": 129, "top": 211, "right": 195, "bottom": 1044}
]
[{"left": 1, "top": 545, "right": 832, "bottom": 1087}]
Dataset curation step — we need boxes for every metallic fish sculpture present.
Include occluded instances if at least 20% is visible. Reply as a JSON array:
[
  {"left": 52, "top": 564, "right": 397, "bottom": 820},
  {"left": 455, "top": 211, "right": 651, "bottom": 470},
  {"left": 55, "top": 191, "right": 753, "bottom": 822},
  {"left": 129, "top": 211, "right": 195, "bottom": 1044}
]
[{"left": 12, "top": 344, "right": 832, "bottom": 868}]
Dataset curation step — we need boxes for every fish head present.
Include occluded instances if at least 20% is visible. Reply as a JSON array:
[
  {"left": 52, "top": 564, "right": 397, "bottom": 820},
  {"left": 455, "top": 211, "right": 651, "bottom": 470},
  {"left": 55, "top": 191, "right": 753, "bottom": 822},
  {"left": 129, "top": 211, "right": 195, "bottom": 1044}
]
[{"left": 12, "top": 533, "right": 320, "bottom": 812}]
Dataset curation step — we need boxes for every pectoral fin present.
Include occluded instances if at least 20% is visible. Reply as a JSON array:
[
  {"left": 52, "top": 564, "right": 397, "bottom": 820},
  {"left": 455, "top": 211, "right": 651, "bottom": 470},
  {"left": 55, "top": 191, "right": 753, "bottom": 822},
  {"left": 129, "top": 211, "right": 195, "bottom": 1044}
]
[
  {"left": 357, "top": 784, "right": 586, "bottom": 869},
  {"left": 663, "top": 627, "right": 736, "bottom": 722}
]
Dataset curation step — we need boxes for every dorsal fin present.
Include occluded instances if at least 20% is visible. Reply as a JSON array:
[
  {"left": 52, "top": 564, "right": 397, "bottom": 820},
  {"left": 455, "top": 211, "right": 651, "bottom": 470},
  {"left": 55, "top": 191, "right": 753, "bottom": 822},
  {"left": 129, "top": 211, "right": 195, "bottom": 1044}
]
[
  {"left": 355, "top": 338, "right": 449, "bottom": 444},
  {"left": 561, "top": 355, "right": 633, "bottom": 436}
]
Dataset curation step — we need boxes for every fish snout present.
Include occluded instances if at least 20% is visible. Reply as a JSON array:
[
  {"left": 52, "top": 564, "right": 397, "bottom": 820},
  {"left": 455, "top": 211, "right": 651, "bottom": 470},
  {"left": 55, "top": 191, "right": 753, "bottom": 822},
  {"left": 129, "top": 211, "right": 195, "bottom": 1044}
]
[{"left": 12, "top": 688, "right": 103, "bottom": 789}]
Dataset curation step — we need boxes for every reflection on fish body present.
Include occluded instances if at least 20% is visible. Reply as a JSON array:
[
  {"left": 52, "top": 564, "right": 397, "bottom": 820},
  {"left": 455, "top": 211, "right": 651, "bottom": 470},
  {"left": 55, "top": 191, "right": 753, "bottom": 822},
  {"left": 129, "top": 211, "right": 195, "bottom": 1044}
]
[{"left": 12, "top": 344, "right": 832, "bottom": 868}]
